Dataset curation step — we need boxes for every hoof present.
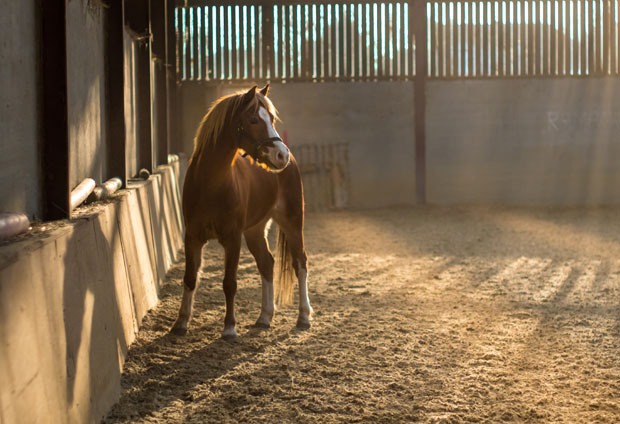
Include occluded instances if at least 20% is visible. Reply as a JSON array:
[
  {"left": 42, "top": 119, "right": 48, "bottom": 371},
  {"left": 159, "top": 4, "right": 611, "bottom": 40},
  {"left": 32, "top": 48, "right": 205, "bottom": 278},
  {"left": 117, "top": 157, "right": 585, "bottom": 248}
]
[
  {"left": 253, "top": 321, "right": 271, "bottom": 329},
  {"left": 170, "top": 327, "right": 188, "bottom": 336},
  {"left": 296, "top": 319, "right": 311, "bottom": 330},
  {"left": 221, "top": 333, "right": 239, "bottom": 342}
]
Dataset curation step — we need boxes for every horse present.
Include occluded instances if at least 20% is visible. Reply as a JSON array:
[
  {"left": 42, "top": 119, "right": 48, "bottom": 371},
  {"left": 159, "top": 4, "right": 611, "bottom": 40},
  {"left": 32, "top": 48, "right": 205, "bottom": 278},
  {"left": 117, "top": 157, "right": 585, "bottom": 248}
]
[{"left": 171, "top": 85, "right": 312, "bottom": 340}]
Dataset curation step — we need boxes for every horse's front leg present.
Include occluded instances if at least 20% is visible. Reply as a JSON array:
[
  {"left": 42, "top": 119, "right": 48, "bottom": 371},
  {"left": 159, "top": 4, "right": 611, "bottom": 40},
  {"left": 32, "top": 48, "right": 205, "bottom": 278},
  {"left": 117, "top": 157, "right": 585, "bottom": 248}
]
[
  {"left": 221, "top": 233, "right": 242, "bottom": 340},
  {"left": 171, "top": 235, "right": 205, "bottom": 335},
  {"left": 244, "top": 222, "right": 275, "bottom": 328}
]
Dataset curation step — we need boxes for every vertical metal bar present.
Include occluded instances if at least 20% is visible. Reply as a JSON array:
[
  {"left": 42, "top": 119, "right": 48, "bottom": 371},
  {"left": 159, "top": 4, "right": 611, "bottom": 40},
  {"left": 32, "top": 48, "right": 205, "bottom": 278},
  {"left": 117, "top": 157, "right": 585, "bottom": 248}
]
[
  {"left": 293, "top": 5, "right": 299, "bottom": 79},
  {"left": 203, "top": 6, "right": 210, "bottom": 80},
  {"left": 324, "top": 4, "right": 330, "bottom": 80},
  {"left": 232, "top": 6, "right": 239, "bottom": 80},
  {"left": 565, "top": 0, "right": 571, "bottom": 74},
  {"left": 505, "top": 0, "right": 514, "bottom": 75},
  {"left": 534, "top": 0, "right": 541, "bottom": 73},
  {"left": 42, "top": 0, "right": 70, "bottom": 219},
  {"left": 364, "top": 3, "right": 368, "bottom": 80},
  {"left": 391, "top": 2, "right": 398, "bottom": 78},
  {"left": 363, "top": 3, "right": 369, "bottom": 79},
  {"left": 302, "top": 4, "right": 309, "bottom": 80},
  {"left": 345, "top": 4, "right": 352, "bottom": 79},
  {"left": 527, "top": 0, "right": 536, "bottom": 76},
  {"left": 553, "top": 0, "right": 566, "bottom": 75},
  {"left": 184, "top": 7, "right": 191, "bottom": 80},
  {"left": 402, "top": 3, "right": 408, "bottom": 79},
  {"left": 264, "top": 4, "right": 274, "bottom": 80},
  {"left": 430, "top": 2, "right": 437, "bottom": 77},
  {"left": 470, "top": 1, "right": 476, "bottom": 75},
  {"left": 222, "top": 6, "right": 229, "bottom": 79},
  {"left": 580, "top": 0, "right": 587, "bottom": 73},
  {"left": 240, "top": 5, "right": 246, "bottom": 80},
  {"left": 519, "top": 0, "right": 526, "bottom": 74},
  {"left": 437, "top": 1, "right": 444, "bottom": 77},
  {"left": 541, "top": 0, "right": 548, "bottom": 74},
  {"left": 584, "top": 0, "right": 598, "bottom": 75},
  {"left": 573, "top": 0, "right": 579, "bottom": 74},
  {"left": 551, "top": 0, "right": 557, "bottom": 74},
  {"left": 195, "top": 6, "right": 202, "bottom": 80},
  {"left": 214, "top": 6, "right": 220, "bottom": 80},
  {"left": 347, "top": 3, "right": 353, "bottom": 79},
  {"left": 612, "top": 0, "right": 618, "bottom": 73},
  {"left": 482, "top": 1, "right": 487, "bottom": 75},
  {"left": 414, "top": 0, "right": 427, "bottom": 204},
  {"left": 453, "top": 2, "right": 460, "bottom": 76},
  {"left": 603, "top": 0, "right": 610, "bottom": 73},
  {"left": 510, "top": 0, "right": 520, "bottom": 75},
  {"left": 191, "top": 7, "right": 197, "bottom": 80},
  {"left": 329, "top": 5, "right": 338, "bottom": 79},
  {"left": 491, "top": 1, "right": 497, "bottom": 75},
  {"left": 341, "top": 3, "right": 345, "bottom": 80}
]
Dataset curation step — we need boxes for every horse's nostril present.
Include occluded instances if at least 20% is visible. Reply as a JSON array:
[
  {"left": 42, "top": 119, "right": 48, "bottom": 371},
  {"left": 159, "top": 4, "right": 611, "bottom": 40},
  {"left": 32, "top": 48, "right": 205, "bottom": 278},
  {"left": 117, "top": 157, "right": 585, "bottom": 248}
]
[{"left": 277, "top": 151, "right": 284, "bottom": 162}]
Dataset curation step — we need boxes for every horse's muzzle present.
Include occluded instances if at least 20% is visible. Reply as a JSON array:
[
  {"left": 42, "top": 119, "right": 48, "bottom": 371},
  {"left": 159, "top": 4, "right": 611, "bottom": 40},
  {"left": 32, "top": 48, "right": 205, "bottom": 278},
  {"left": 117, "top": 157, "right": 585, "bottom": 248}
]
[{"left": 262, "top": 140, "right": 290, "bottom": 172}]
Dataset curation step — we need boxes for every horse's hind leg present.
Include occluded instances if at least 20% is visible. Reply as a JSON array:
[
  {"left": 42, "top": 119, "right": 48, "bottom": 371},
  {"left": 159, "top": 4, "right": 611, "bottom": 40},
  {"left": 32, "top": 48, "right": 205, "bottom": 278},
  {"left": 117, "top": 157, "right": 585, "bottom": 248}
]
[
  {"left": 276, "top": 220, "right": 312, "bottom": 329},
  {"left": 289, "top": 235, "right": 312, "bottom": 329},
  {"left": 244, "top": 220, "right": 275, "bottom": 328},
  {"left": 171, "top": 233, "right": 205, "bottom": 335}
]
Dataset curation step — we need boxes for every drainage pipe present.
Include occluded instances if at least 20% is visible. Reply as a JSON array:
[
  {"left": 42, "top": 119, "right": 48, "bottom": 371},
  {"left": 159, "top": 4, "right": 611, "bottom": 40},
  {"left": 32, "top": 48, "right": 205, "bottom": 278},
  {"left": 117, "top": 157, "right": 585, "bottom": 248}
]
[
  {"left": 89, "top": 177, "right": 123, "bottom": 202},
  {"left": 70, "top": 178, "right": 96, "bottom": 211},
  {"left": 0, "top": 213, "right": 30, "bottom": 241}
]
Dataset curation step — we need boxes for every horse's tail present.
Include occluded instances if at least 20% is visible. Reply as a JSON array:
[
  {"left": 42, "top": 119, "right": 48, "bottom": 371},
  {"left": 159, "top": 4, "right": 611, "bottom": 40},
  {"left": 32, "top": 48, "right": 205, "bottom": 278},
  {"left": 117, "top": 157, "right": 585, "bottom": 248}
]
[{"left": 274, "top": 227, "right": 295, "bottom": 306}]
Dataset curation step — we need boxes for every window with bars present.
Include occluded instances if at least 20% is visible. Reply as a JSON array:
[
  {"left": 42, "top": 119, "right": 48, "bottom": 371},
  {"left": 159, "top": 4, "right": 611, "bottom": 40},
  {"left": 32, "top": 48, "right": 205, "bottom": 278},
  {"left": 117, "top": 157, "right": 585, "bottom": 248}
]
[
  {"left": 428, "top": 0, "right": 620, "bottom": 77},
  {"left": 176, "top": 0, "right": 620, "bottom": 81},
  {"left": 176, "top": 2, "right": 416, "bottom": 81}
]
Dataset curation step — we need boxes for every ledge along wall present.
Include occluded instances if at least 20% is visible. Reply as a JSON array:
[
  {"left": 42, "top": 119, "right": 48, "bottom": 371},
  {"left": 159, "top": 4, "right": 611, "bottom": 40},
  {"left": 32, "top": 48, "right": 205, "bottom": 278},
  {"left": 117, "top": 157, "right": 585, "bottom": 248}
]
[{"left": 0, "top": 161, "right": 185, "bottom": 424}]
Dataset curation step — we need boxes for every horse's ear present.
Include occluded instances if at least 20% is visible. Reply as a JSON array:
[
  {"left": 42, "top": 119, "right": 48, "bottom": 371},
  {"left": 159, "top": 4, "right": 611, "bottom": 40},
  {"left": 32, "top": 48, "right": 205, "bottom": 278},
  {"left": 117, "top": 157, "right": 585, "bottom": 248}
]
[
  {"left": 241, "top": 85, "right": 258, "bottom": 106},
  {"left": 260, "top": 84, "right": 270, "bottom": 97}
]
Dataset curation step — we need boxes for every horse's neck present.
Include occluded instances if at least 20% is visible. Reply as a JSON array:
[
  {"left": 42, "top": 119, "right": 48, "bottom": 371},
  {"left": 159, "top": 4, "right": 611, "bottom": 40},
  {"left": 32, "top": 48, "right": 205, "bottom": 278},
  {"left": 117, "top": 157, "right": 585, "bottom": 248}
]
[{"left": 194, "top": 133, "right": 238, "bottom": 183}]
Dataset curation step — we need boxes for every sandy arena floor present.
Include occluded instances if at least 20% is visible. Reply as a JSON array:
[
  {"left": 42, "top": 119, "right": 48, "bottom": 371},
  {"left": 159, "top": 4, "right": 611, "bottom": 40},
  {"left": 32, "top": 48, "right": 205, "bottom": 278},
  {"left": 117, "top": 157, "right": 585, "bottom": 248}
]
[{"left": 105, "top": 206, "right": 620, "bottom": 423}]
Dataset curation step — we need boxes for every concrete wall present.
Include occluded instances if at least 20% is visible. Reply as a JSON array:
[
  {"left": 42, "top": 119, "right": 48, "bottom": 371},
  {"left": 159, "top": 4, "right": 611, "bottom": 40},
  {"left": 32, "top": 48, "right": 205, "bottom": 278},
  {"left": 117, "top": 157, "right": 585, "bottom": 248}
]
[
  {"left": 0, "top": 0, "right": 41, "bottom": 219},
  {"left": 66, "top": 0, "right": 108, "bottom": 190},
  {"left": 0, "top": 161, "right": 184, "bottom": 424},
  {"left": 181, "top": 78, "right": 620, "bottom": 206},
  {"left": 180, "top": 81, "right": 417, "bottom": 208},
  {"left": 427, "top": 77, "right": 620, "bottom": 205}
]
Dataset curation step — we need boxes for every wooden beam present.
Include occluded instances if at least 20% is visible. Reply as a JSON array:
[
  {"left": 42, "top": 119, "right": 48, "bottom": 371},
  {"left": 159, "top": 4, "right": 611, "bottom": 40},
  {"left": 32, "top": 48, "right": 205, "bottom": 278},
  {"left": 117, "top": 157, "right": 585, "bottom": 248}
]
[
  {"left": 413, "top": 0, "right": 427, "bottom": 204},
  {"left": 152, "top": 0, "right": 169, "bottom": 166},
  {"left": 107, "top": 0, "right": 127, "bottom": 184},
  {"left": 126, "top": 0, "right": 154, "bottom": 172},
  {"left": 42, "top": 0, "right": 70, "bottom": 219},
  {"left": 166, "top": 0, "right": 181, "bottom": 154}
]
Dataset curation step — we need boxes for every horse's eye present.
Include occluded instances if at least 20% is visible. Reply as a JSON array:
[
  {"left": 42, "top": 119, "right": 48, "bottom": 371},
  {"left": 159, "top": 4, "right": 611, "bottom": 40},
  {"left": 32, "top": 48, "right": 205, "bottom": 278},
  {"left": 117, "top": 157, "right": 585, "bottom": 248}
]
[{"left": 249, "top": 117, "right": 259, "bottom": 124}]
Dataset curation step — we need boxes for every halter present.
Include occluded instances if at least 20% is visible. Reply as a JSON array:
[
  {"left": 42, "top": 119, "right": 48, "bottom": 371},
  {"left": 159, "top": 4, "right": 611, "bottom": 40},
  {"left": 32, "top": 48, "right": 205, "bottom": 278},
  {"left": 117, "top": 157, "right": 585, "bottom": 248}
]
[{"left": 236, "top": 123, "right": 283, "bottom": 162}]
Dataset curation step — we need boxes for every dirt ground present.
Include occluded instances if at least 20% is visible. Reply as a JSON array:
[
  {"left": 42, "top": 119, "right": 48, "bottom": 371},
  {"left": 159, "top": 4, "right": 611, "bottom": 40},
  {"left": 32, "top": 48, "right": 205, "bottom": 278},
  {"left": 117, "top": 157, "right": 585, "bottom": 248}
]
[{"left": 105, "top": 206, "right": 620, "bottom": 423}]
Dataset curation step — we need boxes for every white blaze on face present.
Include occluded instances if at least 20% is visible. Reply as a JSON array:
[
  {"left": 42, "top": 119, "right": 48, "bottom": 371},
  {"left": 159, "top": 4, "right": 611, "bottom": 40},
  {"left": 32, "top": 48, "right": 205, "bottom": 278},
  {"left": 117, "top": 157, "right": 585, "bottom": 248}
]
[{"left": 258, "top": 107, "right": 290, "bottom": 169}]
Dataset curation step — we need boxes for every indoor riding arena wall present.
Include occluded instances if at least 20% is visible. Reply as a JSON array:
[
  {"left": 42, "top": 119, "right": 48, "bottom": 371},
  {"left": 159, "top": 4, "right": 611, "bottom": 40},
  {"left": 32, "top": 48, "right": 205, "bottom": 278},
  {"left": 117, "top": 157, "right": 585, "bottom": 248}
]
[
  {"left": 0, "top": 162, "right": 185, "bottom": 424},
  {"left": 426, "top": 77, "right": 620, "bottom": 205},
  {"left": 180, "top": 78, "right": 620, "bottom": 207},
  {"left": 0, "top": 0, "right": 41, "bottom": 218}
]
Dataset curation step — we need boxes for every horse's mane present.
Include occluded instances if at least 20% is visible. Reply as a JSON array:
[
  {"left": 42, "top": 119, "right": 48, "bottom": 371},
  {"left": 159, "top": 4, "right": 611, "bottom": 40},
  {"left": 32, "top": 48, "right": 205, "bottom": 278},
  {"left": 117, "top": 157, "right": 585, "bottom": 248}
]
[{"left": 191, "top": 90, "right": 279, "bottom": 160}]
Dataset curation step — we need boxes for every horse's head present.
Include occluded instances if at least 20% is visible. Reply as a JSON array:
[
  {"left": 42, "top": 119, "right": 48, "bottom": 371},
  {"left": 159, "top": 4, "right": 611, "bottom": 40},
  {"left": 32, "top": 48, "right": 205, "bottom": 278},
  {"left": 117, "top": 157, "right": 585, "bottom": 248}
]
[{"left": 237, "top": 85, "right": 290, "bottom": 172}]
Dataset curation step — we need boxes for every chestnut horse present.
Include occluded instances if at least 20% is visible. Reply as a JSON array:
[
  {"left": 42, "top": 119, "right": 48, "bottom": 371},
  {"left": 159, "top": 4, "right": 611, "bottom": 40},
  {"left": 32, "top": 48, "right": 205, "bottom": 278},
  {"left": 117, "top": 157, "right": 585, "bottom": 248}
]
[{"left": 171, "top": 85, "right": 312, "bottom": 340}]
